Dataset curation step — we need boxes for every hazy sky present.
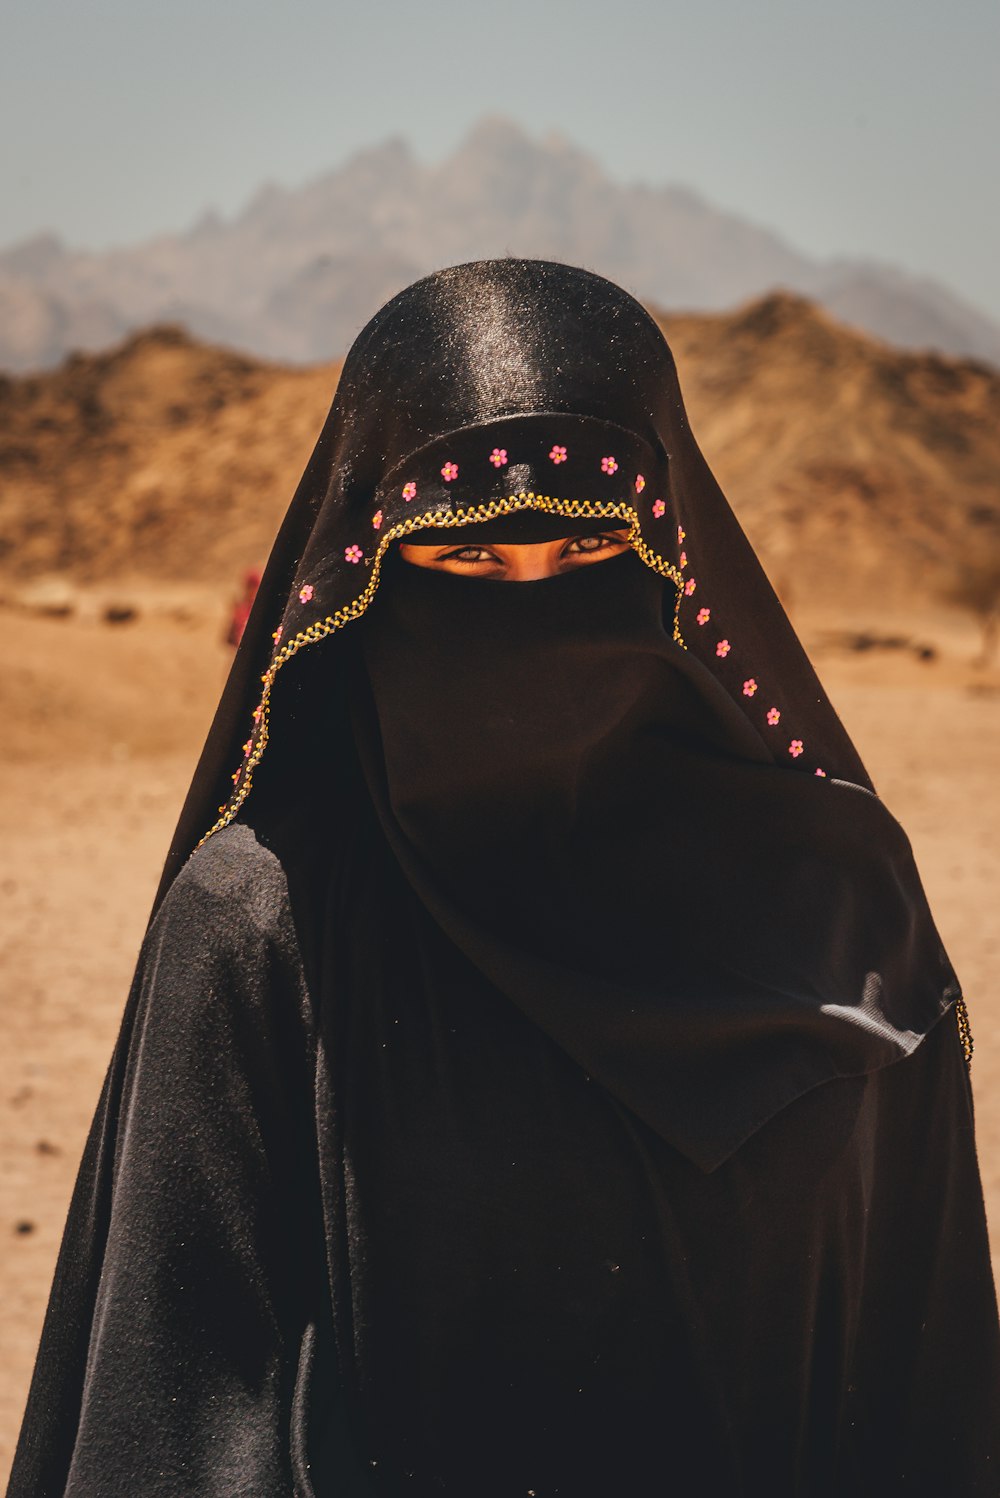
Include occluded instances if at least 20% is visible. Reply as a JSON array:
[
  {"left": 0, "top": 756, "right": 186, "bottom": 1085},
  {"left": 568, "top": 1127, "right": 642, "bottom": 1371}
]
[{"left": 3, "top": 0, "right": 998, "bottom": 318}]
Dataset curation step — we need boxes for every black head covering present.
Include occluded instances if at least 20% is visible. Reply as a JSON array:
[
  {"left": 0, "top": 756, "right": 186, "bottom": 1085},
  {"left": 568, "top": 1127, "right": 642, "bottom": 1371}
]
[
  {"left": 157, "top": 257, "right": 880, "bottom": 901},
  {"left": 152, "top": 257, "right": 961, "bottom": 1170}
]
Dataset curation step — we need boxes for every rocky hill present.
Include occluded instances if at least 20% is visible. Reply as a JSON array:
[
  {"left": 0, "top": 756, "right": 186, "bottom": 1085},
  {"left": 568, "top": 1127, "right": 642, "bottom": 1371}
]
[
  {"left": 2, "top": 119, "right": 998, "bottom": 373},
  {"left": 1, "top": 292, "right": 998, "bottom": 610}
]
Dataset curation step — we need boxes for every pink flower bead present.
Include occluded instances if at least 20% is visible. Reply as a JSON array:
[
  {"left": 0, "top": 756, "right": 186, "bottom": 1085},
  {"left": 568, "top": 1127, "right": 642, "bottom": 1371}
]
[
  {"left": 766, "top": 707, "right": 781, "bottom": 726},
  {"left": 651, "top": 499, "right": 666, "bottom": 518},
  {"left": 743, "top": 678, "right": 758, "bottom": 696},
  {"left": 372, "top": 510, "right": 383, "bottom": 530},
  {"left": 677, "top": 525, "right": 686, "bottom": 543},
  {"left": 272, "top": 626, "right": 282, "bottom": 642},
  {"left": 684, "top": 578, "right": 697, "bottom": 596},
  {"left": 634, "top": 474, "right": 645, "bottom": 493},
  {"left": 815, "top": 768, "right": 827, "bottom": 777},
  {"left": 489, "top": 448, "right": 508, "bottom": 468},
  {"left": 679, "top": 551, "right": 688, "bottom": 568},
  {"left": 601, "top": 456, "right": 618, "bottom": 474},
  {"left": 716, "top": 639, "right": 731, "bottom": 658},
  {"left": 252, "top": 706, "right": 262, "bottom": 722},
  {"left": 696, "top": 607, "right": 711, "bottom": 626},
  {"left": 441, "top": 462, "right": 459, "bottom": 482},
  {"left": 789, "top": 739, "right": 804, "bottom": 758},
  {"left": 549, "top": 445, "right": 567, "bottom": 464},
  {"left": 345, "top": 544, "right": 363, "bottom": 564},
  {"left": 402, "top": 481, "right": 417, "bottom": 501},
  {"left": 243, "top": 739, "right": 253, "bottom": 756},
  {"left": 298, "top": 583, "right": 314, "bottom": 603}
]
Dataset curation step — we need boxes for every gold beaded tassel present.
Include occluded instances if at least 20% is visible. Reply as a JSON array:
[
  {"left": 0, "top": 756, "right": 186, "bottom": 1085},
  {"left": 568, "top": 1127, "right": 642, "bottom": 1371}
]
[{"left": 955, "top": 994, "right": 974, "bottom": 1069}]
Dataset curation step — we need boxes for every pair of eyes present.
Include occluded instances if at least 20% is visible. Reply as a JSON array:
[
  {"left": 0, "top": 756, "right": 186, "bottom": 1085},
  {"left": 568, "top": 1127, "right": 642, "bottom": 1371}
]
[{"left": 432, "top": 533, "right": 629, "bottom": 568}]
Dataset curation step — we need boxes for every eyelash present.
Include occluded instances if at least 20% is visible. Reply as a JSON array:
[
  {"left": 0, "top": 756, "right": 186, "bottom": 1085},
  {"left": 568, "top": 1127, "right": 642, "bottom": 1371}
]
[{"left": 440, "top": 535, "right": 623, "bottom": 566}]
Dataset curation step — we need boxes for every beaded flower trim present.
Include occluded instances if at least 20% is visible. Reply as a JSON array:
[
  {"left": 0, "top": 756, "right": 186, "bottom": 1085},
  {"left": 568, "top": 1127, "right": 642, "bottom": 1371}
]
[{"left": 677, "top": 541, "right": 973, "bottom": 1065}]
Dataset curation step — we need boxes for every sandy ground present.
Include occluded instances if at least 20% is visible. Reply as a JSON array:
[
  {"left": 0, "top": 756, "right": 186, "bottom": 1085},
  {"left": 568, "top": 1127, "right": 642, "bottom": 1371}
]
[{"left": 1, "top": 599, "right": 998, "bottom": 1482}]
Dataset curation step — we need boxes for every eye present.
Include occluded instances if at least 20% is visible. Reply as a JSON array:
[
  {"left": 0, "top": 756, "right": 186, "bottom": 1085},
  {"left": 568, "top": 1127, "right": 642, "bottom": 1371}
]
[
  {"left": 438, "top": 545, "right": 502, "bottom": 566},
  {"left": 560, "top": 532, "right": 630, "bottom": 560}
]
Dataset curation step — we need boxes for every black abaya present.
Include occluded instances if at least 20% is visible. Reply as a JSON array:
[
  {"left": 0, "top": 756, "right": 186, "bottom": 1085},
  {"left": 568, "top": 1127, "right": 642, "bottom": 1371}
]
[
  {"left": 14, "top": 815, "right": 996, "bottom": 1496},
  {"left": 10, "top": 259, "right": 1000, "bottom": 1496}
]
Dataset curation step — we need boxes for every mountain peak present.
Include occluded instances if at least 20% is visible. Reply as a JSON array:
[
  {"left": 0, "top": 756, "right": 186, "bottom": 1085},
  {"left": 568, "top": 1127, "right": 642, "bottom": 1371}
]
[
  {"left": 0, "top": 118, "right": 997, "bottom": 372},
  {"left": 0, "top": 232, "right": 67, "bottom": 278},
  {"left": 731, "top": 289, "right": 831, "bottom": 334},
  {"left": 458, "top": 115, "right": 535, "bottom": 154}
]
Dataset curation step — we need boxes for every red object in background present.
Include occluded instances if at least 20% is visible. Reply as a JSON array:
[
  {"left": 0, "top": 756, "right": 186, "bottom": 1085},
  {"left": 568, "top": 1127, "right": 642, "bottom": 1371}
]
[{"left": 226, "top": 568, "right": 262, "bottom": 649}]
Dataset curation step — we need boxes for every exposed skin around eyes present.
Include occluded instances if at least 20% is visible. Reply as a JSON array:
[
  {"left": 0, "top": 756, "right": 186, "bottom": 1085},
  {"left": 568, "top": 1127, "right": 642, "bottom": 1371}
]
[{"left": 397, "top": 530, "right": 632, "bottom": 581}]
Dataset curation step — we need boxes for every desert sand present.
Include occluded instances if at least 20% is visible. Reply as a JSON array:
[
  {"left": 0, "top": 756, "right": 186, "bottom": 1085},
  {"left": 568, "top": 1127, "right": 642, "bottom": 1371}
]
[{"left": 1, "top": 593, "right": 998, "bottom": 1483}]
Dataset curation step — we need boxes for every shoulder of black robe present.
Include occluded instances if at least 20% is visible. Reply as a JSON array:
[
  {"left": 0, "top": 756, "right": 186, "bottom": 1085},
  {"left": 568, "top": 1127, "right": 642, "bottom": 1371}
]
[{"left": 8, "top": 822, "right": 374, "bottom": 1497}]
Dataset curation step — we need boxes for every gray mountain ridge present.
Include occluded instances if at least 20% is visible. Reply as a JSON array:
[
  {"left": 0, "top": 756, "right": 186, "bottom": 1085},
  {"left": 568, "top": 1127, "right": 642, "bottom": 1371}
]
[{"left": 2, "top": 116, "right": 998, "bottom": 373}]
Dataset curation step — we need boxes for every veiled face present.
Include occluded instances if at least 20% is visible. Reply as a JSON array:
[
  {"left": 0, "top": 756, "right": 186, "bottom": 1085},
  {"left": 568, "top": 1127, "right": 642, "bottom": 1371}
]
[{"left": 397, "top": 529, "right": 632, "bottom": 581}]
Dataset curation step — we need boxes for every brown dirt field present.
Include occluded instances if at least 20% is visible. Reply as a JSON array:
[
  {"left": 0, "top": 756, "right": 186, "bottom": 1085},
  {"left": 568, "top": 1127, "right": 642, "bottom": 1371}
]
[
  {"left": 1, "top": 598, "right": 998, "bottom": 1484},
  {"left": 4, "top": 298, "right": 1000, "bottom": 613}
]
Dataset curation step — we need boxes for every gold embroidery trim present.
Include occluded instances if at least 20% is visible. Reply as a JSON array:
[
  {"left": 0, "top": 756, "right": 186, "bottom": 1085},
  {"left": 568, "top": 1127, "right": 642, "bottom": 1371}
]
[
  {"left": 198, "top": 493, "right": 685, "bottom": 849},
  {"left": 955, "top": 993, "right": 974, "bottom": 1069}
]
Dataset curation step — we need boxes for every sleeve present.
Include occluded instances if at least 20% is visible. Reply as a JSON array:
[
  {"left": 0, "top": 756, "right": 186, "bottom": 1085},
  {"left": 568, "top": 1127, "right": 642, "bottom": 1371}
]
[{"left": 8, "top": 826, "right": 354, "bottom": 1497}]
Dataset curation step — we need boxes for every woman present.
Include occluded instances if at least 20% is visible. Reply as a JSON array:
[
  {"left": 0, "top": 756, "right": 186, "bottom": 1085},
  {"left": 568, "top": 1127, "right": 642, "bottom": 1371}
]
[{"left": 10, "top": 259, "right": 999, "bottom": 1496}]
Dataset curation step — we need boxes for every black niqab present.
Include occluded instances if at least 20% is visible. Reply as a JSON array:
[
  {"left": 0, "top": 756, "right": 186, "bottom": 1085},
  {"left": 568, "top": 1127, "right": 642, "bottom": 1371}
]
[{"left": 353, "top": 547, "right": 954, "bottom": 1169}]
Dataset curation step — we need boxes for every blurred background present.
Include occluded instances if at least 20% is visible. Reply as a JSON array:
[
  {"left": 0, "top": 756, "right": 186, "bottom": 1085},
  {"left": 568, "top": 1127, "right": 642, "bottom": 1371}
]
[{"left": 2, "top": 0, "right": 999, "bottom": 1478}]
